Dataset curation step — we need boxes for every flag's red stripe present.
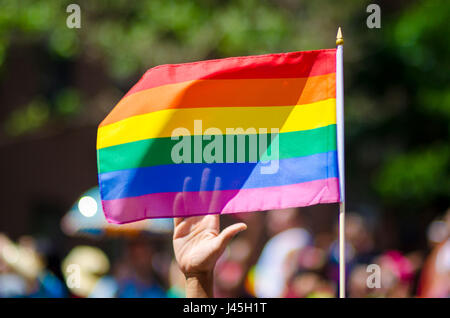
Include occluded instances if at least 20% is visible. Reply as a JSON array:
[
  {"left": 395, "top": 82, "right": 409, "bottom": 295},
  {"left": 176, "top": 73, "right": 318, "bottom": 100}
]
[{"left": 124, "top": 49, "right": 336, "bottom": 98}]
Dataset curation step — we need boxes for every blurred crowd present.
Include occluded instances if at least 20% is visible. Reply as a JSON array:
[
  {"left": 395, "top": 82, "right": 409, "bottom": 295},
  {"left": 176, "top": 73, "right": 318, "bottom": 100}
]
[{"left": 0, "top": 207, "right": 449, "bottom": 298}]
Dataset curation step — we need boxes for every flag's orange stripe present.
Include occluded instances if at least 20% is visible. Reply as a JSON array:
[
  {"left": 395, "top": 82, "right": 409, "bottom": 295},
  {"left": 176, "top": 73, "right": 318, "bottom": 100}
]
[{"left": 100, "top": 73, "right": 335, "bottom": 127}]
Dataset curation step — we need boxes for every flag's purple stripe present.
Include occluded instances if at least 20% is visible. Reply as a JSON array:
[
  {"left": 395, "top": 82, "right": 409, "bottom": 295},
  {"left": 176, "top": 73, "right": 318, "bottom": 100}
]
[
  {"left": 99, "top": 151, "right": 338, "bottom": 200},
  {"left": 102, "top": 177, "right": 340, "bottom": 223}
]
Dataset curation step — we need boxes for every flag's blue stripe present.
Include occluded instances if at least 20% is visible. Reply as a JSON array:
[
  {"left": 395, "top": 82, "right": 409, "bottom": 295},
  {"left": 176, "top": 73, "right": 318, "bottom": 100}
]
[{"left": 99, "top": 151, "right": 338, "bottom": 200}]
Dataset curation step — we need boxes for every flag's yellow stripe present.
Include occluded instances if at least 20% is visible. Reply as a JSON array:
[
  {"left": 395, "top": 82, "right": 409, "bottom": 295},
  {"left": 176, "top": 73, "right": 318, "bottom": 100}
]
[{"left": 97, "top": 98, "right": 336, "bottom": 149}]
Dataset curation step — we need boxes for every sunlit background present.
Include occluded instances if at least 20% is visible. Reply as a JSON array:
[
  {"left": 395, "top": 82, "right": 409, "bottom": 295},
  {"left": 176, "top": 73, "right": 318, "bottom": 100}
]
[{"left": 0, "top": 0, "right": 449, "bottom": 298}]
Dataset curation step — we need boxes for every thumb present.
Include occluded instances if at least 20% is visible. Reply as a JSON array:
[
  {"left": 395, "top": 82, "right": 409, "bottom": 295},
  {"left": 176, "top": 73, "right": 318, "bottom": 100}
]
[{"left": 216, "top": 222, "right": 247, "bottom": 250}]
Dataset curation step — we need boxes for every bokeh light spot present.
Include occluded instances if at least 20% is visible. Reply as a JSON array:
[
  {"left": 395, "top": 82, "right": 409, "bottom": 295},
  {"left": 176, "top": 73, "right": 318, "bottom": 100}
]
[{"left": 78, "top": 196, "right": 98, "bottom": 218}]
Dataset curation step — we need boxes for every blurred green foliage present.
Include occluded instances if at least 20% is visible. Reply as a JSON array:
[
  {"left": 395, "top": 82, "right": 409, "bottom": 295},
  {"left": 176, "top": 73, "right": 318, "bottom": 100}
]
[
  {"left": 375, "top": 145, "right": 450, "bottom": 204},
  {"left": 4, "top": 97, "right": 49, "bottom": 136},
  {"left": 54, "top": 88, "right": 82, "bottom": 116},
  {"left": 0, "top": 0, "right": 448, "bottom": 212},
  {"left": 368, "top": 0, "right": 450, "bottom": 209}
]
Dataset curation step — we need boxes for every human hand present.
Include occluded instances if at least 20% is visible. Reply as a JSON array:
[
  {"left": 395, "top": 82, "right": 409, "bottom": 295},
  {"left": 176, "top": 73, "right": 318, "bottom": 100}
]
[
  {"left": 171, "top": 168, "right": 247, "bottom": 297},
  {"left": 173, "top": 214, "right": 247, "bottom": 275}
]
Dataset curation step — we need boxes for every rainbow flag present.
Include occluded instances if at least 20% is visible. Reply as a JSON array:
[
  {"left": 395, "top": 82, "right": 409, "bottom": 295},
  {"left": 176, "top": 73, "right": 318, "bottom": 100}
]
[{"left": 97, "top": 49, "right": 340, "bottom": 223}]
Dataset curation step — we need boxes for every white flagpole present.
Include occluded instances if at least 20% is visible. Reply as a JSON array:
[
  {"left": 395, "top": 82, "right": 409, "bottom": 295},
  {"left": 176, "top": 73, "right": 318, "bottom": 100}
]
[{"left": 336, "top": 27, "right": 346, "bottom": 298}]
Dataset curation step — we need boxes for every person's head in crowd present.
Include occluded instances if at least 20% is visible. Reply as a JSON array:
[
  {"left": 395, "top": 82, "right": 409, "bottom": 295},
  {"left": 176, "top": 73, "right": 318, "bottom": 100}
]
[
  {"left": 266, "top": 208, "right": 304, "bottom": 237},
  {"left": 343, "top": 213, "right": 374, "bottom": 256},
  {"left": 126, "top": 236, "right": 155, "bottom": 278},
  {"left": 115, "top": 235, "right": 167, "bottom": 298}
]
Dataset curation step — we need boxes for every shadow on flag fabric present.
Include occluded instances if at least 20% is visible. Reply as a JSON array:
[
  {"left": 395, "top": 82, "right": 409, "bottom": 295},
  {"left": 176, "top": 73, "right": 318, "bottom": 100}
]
[{"left": 97, "top": 49, "right": 341, "bottom": 223}]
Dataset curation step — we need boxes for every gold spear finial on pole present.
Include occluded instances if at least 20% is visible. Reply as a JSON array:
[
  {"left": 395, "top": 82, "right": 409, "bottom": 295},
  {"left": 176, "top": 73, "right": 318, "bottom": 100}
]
[{"left": 336, "top": 27, "right": 344, "bottom": 46}]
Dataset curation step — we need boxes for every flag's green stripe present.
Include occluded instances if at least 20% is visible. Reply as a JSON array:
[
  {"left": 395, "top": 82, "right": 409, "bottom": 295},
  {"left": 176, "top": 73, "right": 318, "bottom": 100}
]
[{"left": 97, "top": 124, "right": 336, "bottom": 174}]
